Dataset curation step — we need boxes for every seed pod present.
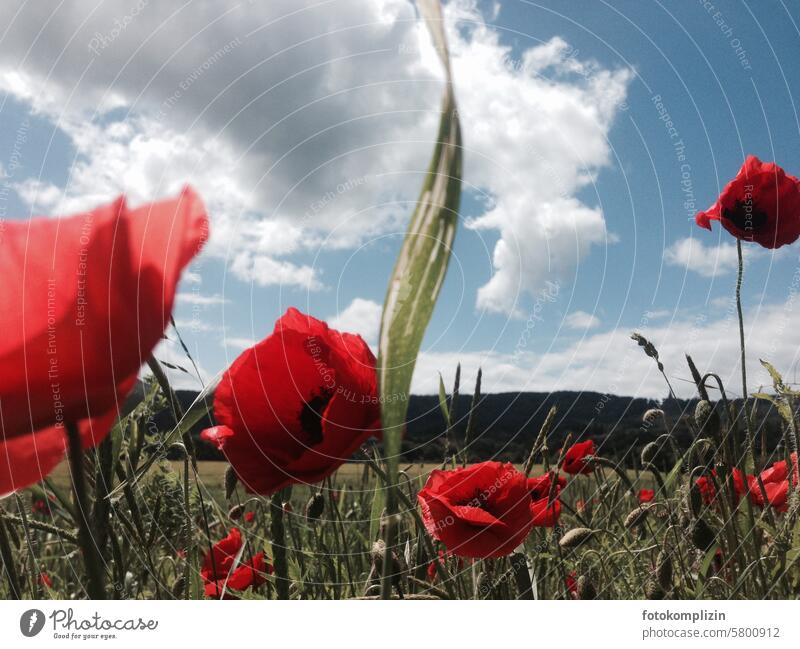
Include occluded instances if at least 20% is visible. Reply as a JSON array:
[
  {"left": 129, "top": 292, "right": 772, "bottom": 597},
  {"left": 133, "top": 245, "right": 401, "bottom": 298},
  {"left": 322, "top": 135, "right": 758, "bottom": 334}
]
[
  {"left": 228, "top": 504, "right": 244, "bottom": 520},
  {"left": 576, "top": 574, "right": 596, "bottom": 600},
  {"left": 656, "top": 551, "right": 673, "bottom": 592},
  {"left": 559, "top": 527, "right": 595, "bottom": 549},
  {"left": 371, "top": 539, "right": 387, "bottom": 569},
  {"left": 305, "top": 493, "right": 325, "bottom": 521},
  {"left": 624, "top": 506, "right": 649, "bottom": 530},
  {"left": 694, "top": 400, "right": 720, "bottom": 438},
  {"left": 171, "top": 576, "right": 186, "bottom": 599},
  {"left": 645, "top": 579, "right": 665, "bottom": 600},
  {"left": 224, "top": 465, "right": 238, "bottom": 500},
  {"left": 691, "top": 518, "right": 717, "bottom": 551},
  {"left": 641, "top": 441, "right": 659, "bottom": 465}
]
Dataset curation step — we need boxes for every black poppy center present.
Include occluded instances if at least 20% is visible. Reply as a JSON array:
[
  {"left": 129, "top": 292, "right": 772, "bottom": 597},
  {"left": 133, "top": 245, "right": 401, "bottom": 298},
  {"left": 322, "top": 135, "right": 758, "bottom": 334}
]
[
  {"left": 723, "top": 200, "right": 769, "bottom": 234},
  {"left": 299, "top": 388, "right": 334, "bottom": 446}
]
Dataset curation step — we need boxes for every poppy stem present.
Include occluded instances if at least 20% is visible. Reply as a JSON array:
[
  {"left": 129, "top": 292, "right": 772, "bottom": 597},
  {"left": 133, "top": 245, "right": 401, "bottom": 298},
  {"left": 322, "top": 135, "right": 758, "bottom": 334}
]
[
  {"left": 735, "top": 239, "right": 751, "bottom": 430},
  {"left": 65, "top": 422, "right": 106, "bottom": 599},
  {"left": 269, "top": 492, "right": 290, "bottom": 599},
  {"left": 0, "top": 508, "right": 21, "bottom": 599}
]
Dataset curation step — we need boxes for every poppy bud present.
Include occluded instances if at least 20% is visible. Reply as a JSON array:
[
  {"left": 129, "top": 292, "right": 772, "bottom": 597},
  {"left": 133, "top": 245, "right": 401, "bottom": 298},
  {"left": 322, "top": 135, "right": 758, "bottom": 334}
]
[
  {"left": 305, "top": 493, "right": 325, "bottom": 521},
  {"left": 641, "top": 442, "right": 659, "bottom": 465},
  {"left": 656, "top": 551, "right": 673, "bottom": 592},
  {"left": 642, "top": 409, "right": 664, "bottom": 425},
  {"left": 171, "top": 576, "right": 186, "bottom": 599},
  {"left": 228, "top": 504, "right": 244, "bottom": 520},
  {"left": 576, "top": 574, "right": 596, "bottom": 600},
  {"left": 688, "top": 481, "right": 703, "bottom": 518},
  {"left": 476, "top": 571, "right": 491, "bottom": 598},
  {"left": 224, "top": 465, "right": 238, "bottom": 500},
  {"left": 645, "top": 579, "right": 665, "bottom": 600},
  {"left": 691, "top": 519, "right": 717, "bottom": 551},
  {"left": 559, "top": 527, "right": 595, "bottom": 549},
  {"left": 694, "top": 400, "right": 720, "bottom": 438},
  {"left": 624, "top": 506, "right": 649, "bottom": 530}
]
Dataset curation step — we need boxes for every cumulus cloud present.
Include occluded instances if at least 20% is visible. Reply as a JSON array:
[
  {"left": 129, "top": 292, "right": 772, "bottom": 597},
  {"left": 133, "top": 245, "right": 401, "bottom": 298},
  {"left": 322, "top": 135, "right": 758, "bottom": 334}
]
[
  {"left": 663, "top": 237, "right": 740, "bottom": 277},
  {"left": 565, "top": 310, "right": 601, "bottom": 330},
  {"left": 0, "top": 0, "right": 441, "bottom": 289},
  {"left": 443, "top": 4, "right": 632, "bottom": 315},
  {"left": 328, "top": 297, "right": 382, "bottom": 346},
  {"left": 412, "top": 297, "right": 800, "bottom": 399},
  {"left": 0, "top": 0, "right": 630, "bottom": 308}
]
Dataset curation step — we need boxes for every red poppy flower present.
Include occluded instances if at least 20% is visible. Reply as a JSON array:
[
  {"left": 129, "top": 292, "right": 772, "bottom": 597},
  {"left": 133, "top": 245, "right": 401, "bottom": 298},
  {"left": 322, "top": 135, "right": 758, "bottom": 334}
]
[
  {"left": 39, "top": 572, "right": 53, "bottom": 588},
  {"left": 530, "top": 496, "right": 561, "bottom": 527},
  {"left": 696, "top": 155, "right": 800, "bottom": 248},
  {"left": 695, "top": 474, "right": 716, "bottom": 505},
  {"left": 527, "top": 472, "right": 564, "bottom": 527},
  {"left": 417, "top": 461, "right": 535, "bottom": 558},
  {"left": 201, "top": 527, "right": 272, "bottom": 599},
  {"left": 0, "top": 188, "right": 208, "bottom": 496},
  {"left": 562, "top": 440, "right": 596, "bottom": 475},
  {"left": 758, "top": 452, "right": 798, "bottom": 487},
  {"left": 565, "top": 571, "right": 578, "bottom": 599},
  {"left": 638, "top": 489, "right": 655, "bottom": 503},
  {"left": 749, "top": 452, "right": 798, "bottom": 512},
  {"left": 244, "top": 511, "right": 255, "bottom": 523},
  {"left": 200, "top": 308, "right": 380, "bottom": 495},
  {"left": 527, "top": 472, "right": 566, "bottom": 500}
]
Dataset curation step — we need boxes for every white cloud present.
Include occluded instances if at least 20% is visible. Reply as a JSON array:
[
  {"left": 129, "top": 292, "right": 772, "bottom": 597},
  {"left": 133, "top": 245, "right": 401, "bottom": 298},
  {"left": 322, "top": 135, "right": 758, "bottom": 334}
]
[
  {"left": 565, "top": 310, "right": 601, "bottom": 330},
  {"left": 222, "top": 336, "right": 256, "bottom": 351},
  {"left": 443, "top": 5, "right": 632, "bottom": 315},
  {"left": 0, "top": 0, "right": 630, "bottom": 308},
  {"left": 0, "top": 0, "right": 441, "bottom": 291},
  {"left": 663, "top": 237, "right": 740, "bottom": 277},
  {"left": 328, "top": 298, "right": 382, "bottom": 346},
  {"left": 411, "top": 297, "right": 800, "bottom": 399}
]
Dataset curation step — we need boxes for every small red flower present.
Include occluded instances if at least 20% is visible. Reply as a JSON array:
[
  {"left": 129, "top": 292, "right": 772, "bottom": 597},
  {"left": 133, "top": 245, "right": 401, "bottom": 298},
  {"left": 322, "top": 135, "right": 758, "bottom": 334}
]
[
  {"left": 417, "top": 461, "right": 535, "bottom": 558},
  {"left": 565, "top": 571, "right": 578, "bottom": 599},
  {"left": 201, "top": 528, "right": 272, "bottom": 599},
  {"left": 201, "top": 308, "right": 380, "bottom": 495},
  {"left": 638, "top": 489, "right": 655, "bottom": 503},
  {"left": 244, "top": 511, "right": 255, "bottom": 523},
  {"left": 39, "top": 572, "right": 53, "bottom": 588},
  {"left": 562, "top": 440, "right": 596, "bottom": 475},
  {"left": 696, "top": 155, "right": 800, "bottom": 248},
  {"left": 0, "top": 188, "right": 208, "bottom": 495}
]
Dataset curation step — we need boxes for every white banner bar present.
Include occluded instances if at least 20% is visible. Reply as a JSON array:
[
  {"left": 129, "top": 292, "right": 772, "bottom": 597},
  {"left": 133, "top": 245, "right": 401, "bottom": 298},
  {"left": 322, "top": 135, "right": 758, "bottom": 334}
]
[{"left": 1, "top": 600, "right": 797, "bottom": 647}]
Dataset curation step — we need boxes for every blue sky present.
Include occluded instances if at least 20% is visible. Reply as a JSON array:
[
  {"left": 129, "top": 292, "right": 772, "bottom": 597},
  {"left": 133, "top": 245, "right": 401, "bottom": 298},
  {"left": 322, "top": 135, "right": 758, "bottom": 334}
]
[{"left": 2, "top": 0, "right": 800, "bottom": 398}]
